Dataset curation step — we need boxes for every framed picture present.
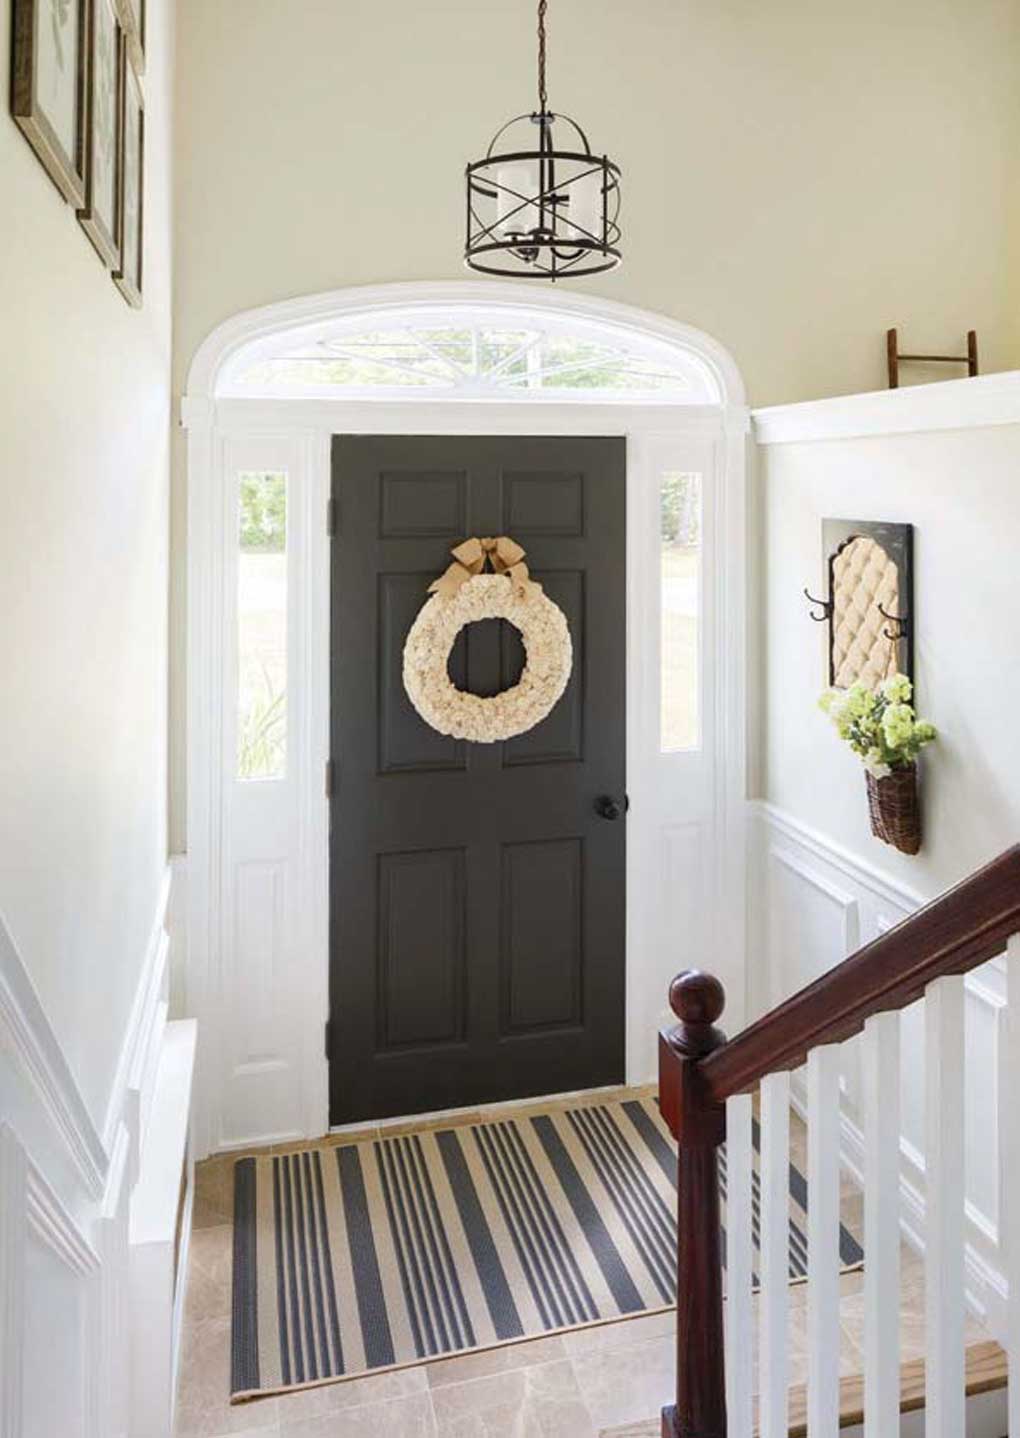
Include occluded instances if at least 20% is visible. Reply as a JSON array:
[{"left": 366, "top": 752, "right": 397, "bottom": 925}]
[
  {"left": 77, "top": 0, "right": 122, "bottom": 267},
  {"left": 114, "top": 0, "right": 144, "bottom": 72},
  {"left": 113, "top": 53, "right": 144, "bottom": 307},
  {"left": 10, "top": 0, "right": 88, "bottom": 205}
]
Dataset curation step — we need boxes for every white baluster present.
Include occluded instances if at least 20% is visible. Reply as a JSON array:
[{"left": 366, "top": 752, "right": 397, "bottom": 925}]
[
  {"left": 759, "top": 1070, "right": 791, "bottom": 1438},
  {"left": 807, "top": 1045, "right": 842, "bottom": 1438},
  {"left": 725, "top": 1092, "right": 754, "bottom": 1437},
  {"left": 924, "top": 974, "right": 966, "bottom": 1438},
  {"left": 1004, "top": 935, "right": 1020, "bottom": 1438},
  {"left": 862, "top": 1010, "right": 901, "bottom": 1438}
]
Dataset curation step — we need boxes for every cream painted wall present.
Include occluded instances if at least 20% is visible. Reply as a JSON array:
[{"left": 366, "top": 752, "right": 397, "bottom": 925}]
[
  {"left": 172, "top": 0, "right": 1020, "bottom": 407},
  {"left": 0, "top": 0, "right": 174, "bottom": 1125},
  {"left": 169, "top": 0, "right": 1020, "bottom": 851},
  {"left": 761, "top": 420, "right": 1020, "bottom": 895}
]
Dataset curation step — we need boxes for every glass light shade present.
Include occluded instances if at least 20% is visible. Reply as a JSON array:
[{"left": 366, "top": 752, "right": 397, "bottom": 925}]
[
  {"left": 497, "top": 161, "right": 540, "bottom": 237},
  {"left": 567, "top": 167, "right": 603, "bottom": 243}
]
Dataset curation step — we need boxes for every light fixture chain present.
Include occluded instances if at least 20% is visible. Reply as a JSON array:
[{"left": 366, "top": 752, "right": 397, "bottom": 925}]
[{"left": 537, "top": 0, "right": 548, "bottom": 112}]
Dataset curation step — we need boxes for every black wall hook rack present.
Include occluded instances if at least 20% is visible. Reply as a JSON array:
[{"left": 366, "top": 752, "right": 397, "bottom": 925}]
[
  {"left": 805, "top": 519, "right": 915, "bottom": 689},
  {"left": 803, "top": 587, "right": 833, "bottom": 623},
  {"left": 876, "top": 601, "right": 910, "bottom": 643}
]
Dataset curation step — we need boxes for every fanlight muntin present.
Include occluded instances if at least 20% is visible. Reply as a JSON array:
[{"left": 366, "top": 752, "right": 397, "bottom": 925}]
[
  {"left": 465, "top": 111, "right": 622, "bottom": 281},
  {"left": 215, "top": 304, "right": 715, "bottom": 404}
]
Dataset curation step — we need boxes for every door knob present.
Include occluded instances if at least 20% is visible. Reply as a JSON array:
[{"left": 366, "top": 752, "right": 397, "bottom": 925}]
[{"left": 594, "top": 794, "right": 627, "bottom": 821}]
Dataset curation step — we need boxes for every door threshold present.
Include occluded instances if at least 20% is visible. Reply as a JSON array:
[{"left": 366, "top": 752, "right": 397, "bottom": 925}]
[{"left": 329, "top": 1080, "right": 654, "bottom": 1138}]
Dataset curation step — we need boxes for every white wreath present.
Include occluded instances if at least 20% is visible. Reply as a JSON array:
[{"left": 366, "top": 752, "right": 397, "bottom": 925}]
[{"left": 403, "top": 573, "right": 573, "bottom": 743}]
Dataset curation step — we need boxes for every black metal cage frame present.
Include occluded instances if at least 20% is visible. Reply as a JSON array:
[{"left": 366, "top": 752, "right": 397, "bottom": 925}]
[{"left": 465, "top": 111, "right": 622, "bottom": 281}]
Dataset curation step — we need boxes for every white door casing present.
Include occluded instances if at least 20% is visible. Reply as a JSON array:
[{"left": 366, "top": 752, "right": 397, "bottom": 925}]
[{"left": 182, "top": 281, "right": 750, "bottom": 1157}]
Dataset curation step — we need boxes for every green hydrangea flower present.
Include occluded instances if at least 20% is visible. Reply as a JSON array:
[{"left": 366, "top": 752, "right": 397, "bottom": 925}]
[{"left": 817, "top": 673, "right": 936, "bottom": 772}]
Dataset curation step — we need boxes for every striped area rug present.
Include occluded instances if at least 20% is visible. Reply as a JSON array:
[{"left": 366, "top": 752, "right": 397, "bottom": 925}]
[{"left": 230, "top": 1096, "right": 863, "bottom": 1400}]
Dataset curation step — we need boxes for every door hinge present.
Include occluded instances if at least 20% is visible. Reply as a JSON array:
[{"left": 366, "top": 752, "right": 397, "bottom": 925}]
[
  {"left": 326, "top": 495, "right": 337, "bottom": 536},
  {"left": 324, "top": 1017, "right": 332, "bottom": 1059},
  {"left": 325, "top": 758, "right": 335, "bottom": 798}
]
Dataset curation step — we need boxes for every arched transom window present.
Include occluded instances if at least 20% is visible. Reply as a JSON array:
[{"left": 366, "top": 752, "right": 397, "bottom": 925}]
[{"left": 216, "top": 304, "right": 720, "bottom": 403}]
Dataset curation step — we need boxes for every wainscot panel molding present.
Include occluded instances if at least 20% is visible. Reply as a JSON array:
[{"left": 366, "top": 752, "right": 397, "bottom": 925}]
[
  {"left": 0, "top": 915, "right": 108, "bottom": 1199},
  {"left": 0, "top": 865, "right": 193, "bottom": 1438},
  {"left": 751, "top": 800, "right": 1009, "bottom": 1341},
  {"left": 752, "top": 369, "right": 1020, "bottom": 446},
  {"left": 0, "top": 1121, "right": 103, "bottom": 1437}
]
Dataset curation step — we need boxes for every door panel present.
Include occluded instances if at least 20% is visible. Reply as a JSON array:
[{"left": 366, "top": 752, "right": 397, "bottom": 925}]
[
  {"left": 329, "top": 434, "right": 626, "bottom": 1123},
  {"left": 502, "top": 469, "right": 585, "bottom": 535},
  {"left": 376, "top": 847, "right": 467, "bottom": 1048},
  {"left": 377, "top": 573, "right": 467, "bottom": 773},
  {"left": 499, "top": 838, "right": 583, "bottom": 1034}
]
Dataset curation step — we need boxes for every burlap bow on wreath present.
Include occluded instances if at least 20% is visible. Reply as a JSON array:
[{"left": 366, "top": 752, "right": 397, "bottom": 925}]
[{"left": 427, "top": 536, "right": 543, "bottom": 602}]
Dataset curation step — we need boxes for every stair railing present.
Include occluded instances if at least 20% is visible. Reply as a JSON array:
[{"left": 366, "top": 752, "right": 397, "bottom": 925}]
[{"left": 659, "top": 844, "right": 1020, "bottom": 1438}]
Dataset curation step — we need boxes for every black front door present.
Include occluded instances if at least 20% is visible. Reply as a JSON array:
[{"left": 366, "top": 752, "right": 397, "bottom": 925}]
[{"left": 329, "top": 435, "right": 626, "bottom": 1124}]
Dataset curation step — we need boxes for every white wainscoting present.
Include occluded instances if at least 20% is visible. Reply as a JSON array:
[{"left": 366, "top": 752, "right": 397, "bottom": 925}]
[
  {"left": 0, "top": 863, "right": 190, "bottom": 1438},
  {"left": 749, "top": 801, "right": 1008, "bottom": 1340}
]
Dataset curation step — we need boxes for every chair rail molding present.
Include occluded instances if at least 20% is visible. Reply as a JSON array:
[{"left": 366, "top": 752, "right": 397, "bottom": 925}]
[
  {"left": 103, "top": 866, "right": 173, "bottom": 1180},
  {"left": 753, "top": 369, "right": 1020, "bottom": 446}
]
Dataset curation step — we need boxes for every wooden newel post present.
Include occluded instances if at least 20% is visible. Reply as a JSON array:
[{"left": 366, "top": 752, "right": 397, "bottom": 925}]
[{"left": 659, "top": 969, "right": 728, "bottom": 1438}]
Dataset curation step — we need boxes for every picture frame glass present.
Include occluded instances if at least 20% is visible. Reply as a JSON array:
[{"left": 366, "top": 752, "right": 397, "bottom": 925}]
[
  {"left": 37, "top": 0, "right": 82, "bottom": 159},
  {"left": 121, "top": 78, "right": 141, "bottom": 290},
  {"left": 92, "top": 0, "right": 119, "bottom": 236}
]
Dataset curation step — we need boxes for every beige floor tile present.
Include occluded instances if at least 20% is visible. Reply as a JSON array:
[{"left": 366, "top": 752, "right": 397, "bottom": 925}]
[
  {"left": 427, "top": 1335, "right": 566, "bottom": 1389},
  {"left": 839, "top": 1266, "right": 991, "bottom": 1365},
  {"left": 193, "top": 1158, "right": 237, "bottom": 1230},
  {"left": 278, "top": 1391, "right": 437, "bottom": 1438},
  {"left": 174, "top": 1318, "right": 280, "bottom": 1437},
  {"left": 840, "top": 1192, "right": 865, "bottom": 1248},
  {"left": 570, "top": 1332, "right": 675, "bottom": 1432},
  {"left": 562, "top": 1309, "right": 674, "bottom": 1358},
  {"left": 184, "top": 1224, "right": 234, "bottom": 1323},
  {"left": 274, "top": 1365, "right": 428, "bottom": 1420},
  {"left": 431, "top": 1358, "right": 591, "bottom": 1438}
]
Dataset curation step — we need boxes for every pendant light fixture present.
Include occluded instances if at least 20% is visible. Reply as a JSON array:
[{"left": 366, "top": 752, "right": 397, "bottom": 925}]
[{"left": 464, "top": 0, "right": 622, "bottom": 281}]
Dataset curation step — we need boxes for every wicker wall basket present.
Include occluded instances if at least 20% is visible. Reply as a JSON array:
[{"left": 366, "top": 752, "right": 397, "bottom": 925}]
[{"left": 865, "top": 763, "right": 921, "bottom": 855}]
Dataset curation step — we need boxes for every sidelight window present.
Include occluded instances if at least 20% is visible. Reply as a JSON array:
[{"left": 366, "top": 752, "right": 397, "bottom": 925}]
[
  {"left": 237, "top": 471, "right": 287, "bottom": 780},
  {"left": 660, "top": 471, "right": 701, "bottom": 752}
]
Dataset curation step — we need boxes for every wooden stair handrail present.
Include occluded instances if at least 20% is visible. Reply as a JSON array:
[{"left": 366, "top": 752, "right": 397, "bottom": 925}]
[
  {"left": 701, "top": 843, "right": 1020, "bottom": 1105},
  {"left": 658, "top": 845, "right": 1020, "bottom": 1438}
]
